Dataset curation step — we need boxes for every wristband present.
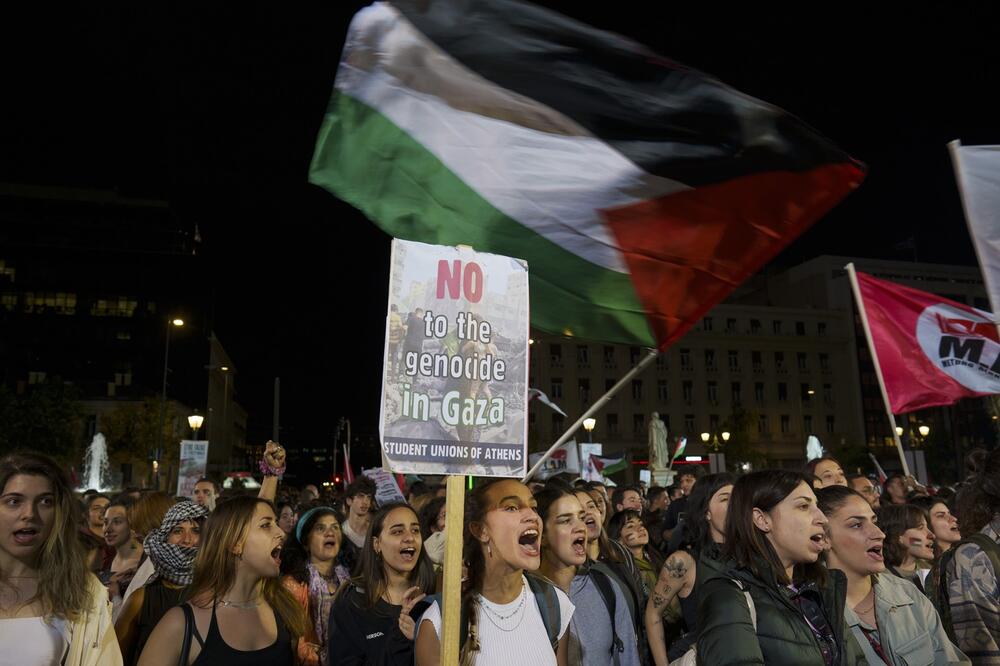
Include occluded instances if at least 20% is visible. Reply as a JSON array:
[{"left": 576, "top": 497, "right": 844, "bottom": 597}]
[{"left": 259, "top": 457, "right": 286, "bottom": 479}]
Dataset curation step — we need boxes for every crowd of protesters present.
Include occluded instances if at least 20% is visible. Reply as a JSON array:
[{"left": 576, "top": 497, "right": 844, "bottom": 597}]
[{"left": 7, "top": 443, "right": 1000, "bottom": 665}]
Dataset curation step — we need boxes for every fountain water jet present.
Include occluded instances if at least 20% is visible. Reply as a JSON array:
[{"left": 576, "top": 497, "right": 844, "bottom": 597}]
[{"left": 81, "top": 433, "right": 110, "bottom": 491}]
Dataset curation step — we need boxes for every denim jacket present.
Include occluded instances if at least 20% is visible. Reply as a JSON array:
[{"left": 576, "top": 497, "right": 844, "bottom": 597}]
[{"left": 844, "top": 573, "right": 968, "bottom": 666}]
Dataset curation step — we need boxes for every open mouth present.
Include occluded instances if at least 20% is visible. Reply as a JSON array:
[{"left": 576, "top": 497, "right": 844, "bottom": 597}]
[
  {"left": 866, "top": 544, "right": 884, "bottom": 562},
  {"left": 571, "top": 535, "right": 586, "bottom": 557},
  {"left": 13, "top": 528, "right": 39, "bottom": 546},
  {"left": 518, "top": 528, "right": 540, "bottom": 557},
  {"left": 323, "top": 538, "right": 339, "bottom": 549},
  {"left": 809, "top": 533, "right": 826, "bottom": 551},
  {"left": 270, "top": 546, "right": 282, "bottom": 565},
  {"left": 400, "top": 546, "right": 417, "bottom": 563}
]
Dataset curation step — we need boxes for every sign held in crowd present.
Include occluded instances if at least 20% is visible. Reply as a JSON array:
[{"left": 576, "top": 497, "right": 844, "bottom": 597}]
[{"left": 379, "top": 239, "right": 529, "bottom": 477}]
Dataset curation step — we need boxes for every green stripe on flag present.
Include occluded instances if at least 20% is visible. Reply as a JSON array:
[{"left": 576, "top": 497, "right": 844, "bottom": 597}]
[
  {"left": 309, "top": 91, "right": 656, "bottom": 347},
  {"left": 600, "top": 457, "right": 628, "bottom": 476}
]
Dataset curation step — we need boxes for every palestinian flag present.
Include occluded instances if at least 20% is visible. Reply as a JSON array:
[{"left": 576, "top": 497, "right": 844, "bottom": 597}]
[
  {"left": 311, "top": 0, "right": 865, "bottom": 350},
  {"left": 591, "top": 454, "right": 627, "bottom": 477},
  {"left": 671, "top": 437, "right": 687, "bottom": 462}
]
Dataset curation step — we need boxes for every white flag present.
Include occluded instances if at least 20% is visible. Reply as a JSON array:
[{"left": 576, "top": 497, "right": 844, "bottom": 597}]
[
  {"left": 950, "top": 141, "right": 1000, "bottom": 315},
  {"left": 528, "top": 440, "right": 580, "bottom": 480}
]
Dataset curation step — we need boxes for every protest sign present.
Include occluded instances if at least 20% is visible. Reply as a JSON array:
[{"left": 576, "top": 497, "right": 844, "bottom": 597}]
[
  {"left": 528, "top": 441, "right": 580, "bottom": 480},
  {"left": 580, "top": 443, "right": 603, "bottom": 481},
  {"left": 176, "top": 440, "right": 209, "bottom": 498},
  {"left": 380, "top": 240, "right": 529, "bottom": 477},
  {"left": 363, "top": 467, "right": 407, "bottom": 506}
]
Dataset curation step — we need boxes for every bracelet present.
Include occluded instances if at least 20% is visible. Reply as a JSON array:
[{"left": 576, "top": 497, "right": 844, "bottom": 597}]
[{"left": 259, "top": 458, "right": 286, "bottom": 479}]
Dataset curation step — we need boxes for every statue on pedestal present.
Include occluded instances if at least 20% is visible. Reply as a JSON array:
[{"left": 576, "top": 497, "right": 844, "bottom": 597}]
[{"left": 648, "top": 412, "right": 669, "bottom": 470}]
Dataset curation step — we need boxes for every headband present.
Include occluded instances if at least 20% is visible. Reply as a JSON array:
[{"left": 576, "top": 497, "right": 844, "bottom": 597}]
[{"left": 295, "top": 506, "right": 338, "bottom": 544}]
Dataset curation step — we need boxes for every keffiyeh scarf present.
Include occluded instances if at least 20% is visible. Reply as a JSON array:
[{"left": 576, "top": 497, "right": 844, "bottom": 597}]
[{"left": 143, "top": 500, "right": 208, "bottom": 586}]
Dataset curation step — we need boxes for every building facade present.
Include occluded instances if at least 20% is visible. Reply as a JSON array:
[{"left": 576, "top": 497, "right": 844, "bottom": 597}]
[{"left": 528, "top": 256, "right": 997, "bottom": 481}]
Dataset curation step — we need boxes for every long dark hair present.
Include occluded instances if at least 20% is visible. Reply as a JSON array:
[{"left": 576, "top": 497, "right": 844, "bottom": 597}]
[
  {"left": 347, "top": 502, "right": 435, "bottom": 610},
  {"left": 878, "top": 504, "right": 928, "bottom": 567},
  {"left": 955, "top": 447, "right": 1000, "bottom": 535},
  {"left": 723, "top": 470, "right": 824, "bottom": 586},
  {"left": 533, "top": 480, "right": 579, "bottom": 522},
  {"left": 816, "top": 485, "right": 867, "bottom": 517},
  {"left": 459, "top": 479, "right": 507, "bottom": 666},
  {"left": 280, "top": 507, "right": 341, "bottom": 585},
  {"left": 684, "top": 472, "right": 735, "bottom": 552},
  {"left": 418, "top": 496, "right": 447, "bottom": 539}
]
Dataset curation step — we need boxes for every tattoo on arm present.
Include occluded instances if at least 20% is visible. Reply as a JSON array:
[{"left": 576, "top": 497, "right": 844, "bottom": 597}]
[
  {"left": 664, "top": 554, "right": 688, "bottom": 580},
  {"left": 653, "top": 593, "right": 667, "bottom": 609}
]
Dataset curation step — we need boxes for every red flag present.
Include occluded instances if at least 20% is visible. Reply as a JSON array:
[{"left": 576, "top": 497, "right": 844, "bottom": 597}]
[
  {"left": 342, "top": 444, "right": 355, "bottom": 488},
  {"left": 855, "top": 270, "right": 1000, "bottom": 413}
]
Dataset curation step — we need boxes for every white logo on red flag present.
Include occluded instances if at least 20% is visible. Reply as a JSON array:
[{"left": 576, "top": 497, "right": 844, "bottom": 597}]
[{"left": 916, "top": 303, "right": 1000, "bottom": 392}]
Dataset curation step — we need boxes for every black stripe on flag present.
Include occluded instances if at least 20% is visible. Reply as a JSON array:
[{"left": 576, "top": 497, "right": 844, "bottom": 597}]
[{"left": 391, "top": 0, "right": 858, "bottom": 187}]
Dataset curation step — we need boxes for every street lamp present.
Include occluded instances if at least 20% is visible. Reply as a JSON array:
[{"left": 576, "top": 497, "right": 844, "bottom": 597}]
[
  {"left": 700, "top": 430, "right": 730, "bottom": 452},
  {"left": 156, "top": 317, "right": 185, "bottom": 489},
  {"left": 188, "top": 413, "right": 204, "bottom": 440},
  {"left": 583, "top": 417, "right": 596, "bottom": 442},
  {"left": 918, "top": 425, "right": 930, "bottom": 438}
]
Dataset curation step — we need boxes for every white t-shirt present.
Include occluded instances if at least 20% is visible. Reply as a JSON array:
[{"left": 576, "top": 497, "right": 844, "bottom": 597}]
[
  {"left": 0, "top": 616, "right": 67, "bottom": 666},
  {"left": 418, "top": 576, "right": 574, "bottom": 666}
]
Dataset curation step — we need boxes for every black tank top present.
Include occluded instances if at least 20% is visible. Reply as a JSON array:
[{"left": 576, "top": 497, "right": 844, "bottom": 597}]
[
  {"left": 133, "top": 580, "right": 186, "bottom": 665},
  {"left": 185, "top": 601, "right": 293, "bottom": 666}
]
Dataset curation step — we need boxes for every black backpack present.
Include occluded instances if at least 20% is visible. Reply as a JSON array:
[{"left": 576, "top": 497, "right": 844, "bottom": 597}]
[
  {"left": 586, "top": 561, "right": 627, "bottom": 656},
  {"left": 927, "top": 532, "right": 1000, "bottom": 643}
]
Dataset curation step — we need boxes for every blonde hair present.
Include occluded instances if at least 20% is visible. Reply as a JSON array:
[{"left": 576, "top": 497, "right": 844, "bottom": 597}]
[
  {"left": 187, "top": 496, "right": 306, "bottom": 637},
  {"left": 0, "top": 453, "right": 90, "bottom": 621},
  {"left": 128, "top": 492, "right": 176, "bottom": 539}
]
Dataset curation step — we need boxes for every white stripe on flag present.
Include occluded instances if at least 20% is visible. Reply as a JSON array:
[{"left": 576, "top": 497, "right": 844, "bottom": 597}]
[
  {"left": 950, "top": 140, "right": 1000, "bottom": 318},
  {"left": 336, "top": 2, "right": 690, "bottom": 274}
]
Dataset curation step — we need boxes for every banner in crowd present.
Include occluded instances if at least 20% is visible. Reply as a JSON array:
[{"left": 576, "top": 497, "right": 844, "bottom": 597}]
[
  {"left": 591, "top": 454, "right": 627, "bottom": 477},
  {"left": 580, "top": 443, "right": 603, "bottom": 482},
  {"left": 528, "top": 441, "right": 580, "bottom": 480},
  {"left": 855, "top": 269, "right": 1000, "bottom": 412},
  {"left": 310, "top": 0, "right": 864, "bottom": 353},
  {"left": 362, "top": 467, "right": 407, "bottom": 506},
  {"left": 176, "top": 440, "right": 209, "bottom": 498},
  {"left": 950, "top": 141, "right": 1000, "bottom": 314},
  {"left": 379, "top": 239, "right": 529, "bottom": 477}
]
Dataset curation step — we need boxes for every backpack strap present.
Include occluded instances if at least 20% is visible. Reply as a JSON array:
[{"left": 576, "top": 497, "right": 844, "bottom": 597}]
[
  {"left": 588, "top": 564, "right": 625, "bottom": 656},
  {"left": 526, "top": 573, "right": 561, "bottom": 651}
]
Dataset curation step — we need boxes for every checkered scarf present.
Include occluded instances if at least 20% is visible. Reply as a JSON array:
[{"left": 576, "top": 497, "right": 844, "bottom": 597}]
[{"left": 143, "top": 500, "right": 208, "bottom": 586}]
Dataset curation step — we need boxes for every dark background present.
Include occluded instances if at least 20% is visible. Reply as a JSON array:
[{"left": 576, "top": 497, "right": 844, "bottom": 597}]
[{"left": 4, "top": 2, "right": 998, "bottom": 459}]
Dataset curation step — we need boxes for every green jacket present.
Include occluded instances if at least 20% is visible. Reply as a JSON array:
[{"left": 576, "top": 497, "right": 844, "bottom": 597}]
[{"left": 697, "top": 557, "right": 860, "bottom": 666}]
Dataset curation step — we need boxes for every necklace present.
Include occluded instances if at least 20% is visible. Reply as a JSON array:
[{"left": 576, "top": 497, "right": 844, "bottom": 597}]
[
  {"left": 853, "top": 588, "right": 877, "bottom": 622},
  {"left": 219, "top": 598, "right": 261, "bottom": 610},
  {"left": 479, "top": 584, "right": 527, "bottom": 631}
]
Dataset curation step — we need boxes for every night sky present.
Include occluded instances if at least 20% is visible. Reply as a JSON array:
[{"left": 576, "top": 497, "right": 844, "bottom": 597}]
[{"left": 5, "top": 2, "right": 999, "bottom": 460}]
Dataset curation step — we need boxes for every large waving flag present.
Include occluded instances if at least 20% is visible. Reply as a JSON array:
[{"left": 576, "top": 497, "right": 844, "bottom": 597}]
[
  {"left": 950, "top": 141, "right": 1000, "bottom": 315},
  {"left": 311, "top": 0, "right": 864, "bottom": 350},
  {"left": 854, "top": 269, "right": 1000, "bottom": 413}
]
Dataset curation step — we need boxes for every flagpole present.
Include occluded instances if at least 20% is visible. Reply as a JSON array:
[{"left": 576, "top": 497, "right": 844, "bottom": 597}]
[
  {"left": 524, "top": 348, "right": 659, "bottom": 482},
  {"left": 845, "top": 263, "right": 911, "bottom": 477}
]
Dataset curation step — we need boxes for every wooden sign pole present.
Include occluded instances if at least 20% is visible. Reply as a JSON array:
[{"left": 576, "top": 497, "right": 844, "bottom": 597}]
[{"left": 440, "top": 474, "right": 467, "bottom": 665}]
